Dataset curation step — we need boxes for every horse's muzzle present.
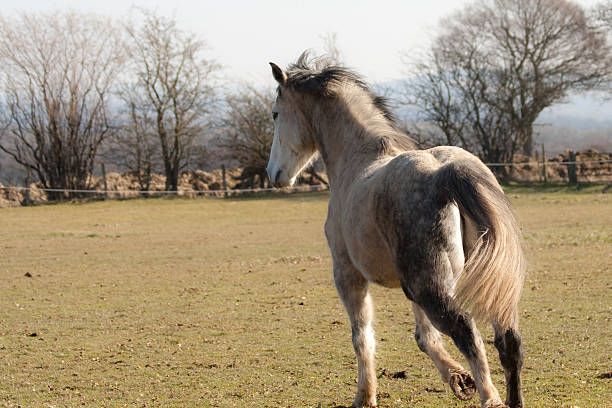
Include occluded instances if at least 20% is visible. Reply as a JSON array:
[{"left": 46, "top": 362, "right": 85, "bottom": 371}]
[{"left": 267, "top": 167, "right": 283, "bottom": 187}]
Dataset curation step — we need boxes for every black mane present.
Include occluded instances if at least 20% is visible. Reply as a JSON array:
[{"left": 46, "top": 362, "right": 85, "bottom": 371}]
[{"left": 285, "top": 52, "right": 398, "bottom": 125}]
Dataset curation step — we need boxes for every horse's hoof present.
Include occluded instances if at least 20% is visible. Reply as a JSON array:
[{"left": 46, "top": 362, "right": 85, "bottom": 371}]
[
  {"left": 352, "top": 393, "right": 377, "bottom": 408},
  {"left": 351, "top": 400, "right": 377, "bottom": 408},
  {"left": 449, "top": 369, "right": 476, "bottom": 401},
  {"left": 485, "top": 402, "right": 509, "bottom": 408},
  {"left": 351, "top": 402, "right": 377, "bottom": 408},
  {"left": 505, "top": 400, "right": 524, "bottom": 408}
]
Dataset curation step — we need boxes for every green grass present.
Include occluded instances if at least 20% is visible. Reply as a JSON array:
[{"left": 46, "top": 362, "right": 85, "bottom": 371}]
[{"left": 0, "top": 190, "right": 610, "bottom": 407}]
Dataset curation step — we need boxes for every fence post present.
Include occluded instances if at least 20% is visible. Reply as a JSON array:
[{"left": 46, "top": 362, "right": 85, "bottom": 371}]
[
  {"left": 221, "top": 164, "right": 228, "bottom": 198},
  {"left": 23, "top": 168, "right": 31, "bottom": 206},
  {"left": 568, "top": 150, "right": 577, "bottom": 185},
  {"left": 101, "top": 163, "right": 108, "bottom": 200},
  {"left": 534, "top": 148, "right": 541, "bottom": 182},
  {"left": 541, "top": 144, "right": 548, "bottom": 184}
]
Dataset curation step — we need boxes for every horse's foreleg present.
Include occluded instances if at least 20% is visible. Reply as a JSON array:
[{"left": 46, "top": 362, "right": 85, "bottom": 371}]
[
  {"left": 412, "top": 302, "right": 476, "bottom": 401},
  {"left": 493, "top": 319, "right": 524, "bottom": 408},
  {"left": 334, "top": 263, "right": 377, "bottom": 408}
]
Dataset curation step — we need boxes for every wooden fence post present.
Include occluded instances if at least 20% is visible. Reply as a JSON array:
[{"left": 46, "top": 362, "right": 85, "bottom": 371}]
[
  {"left": 541, "top": 144, "right": 548, "bottom": 184},
  {"left": 221, "top": 164, "right": 228, "bottom": 198},
  {"left": 101, "top": 163, "right": 108, "bottom": 200},
  {"left": 535, "top": 148, "right": 541, "bottom": 182},
  {"left": 23, "top": 169, "right": 31, "bottom": 206},
  {"left": 568, "top": 150, "right": 577, "bottom": 185}
]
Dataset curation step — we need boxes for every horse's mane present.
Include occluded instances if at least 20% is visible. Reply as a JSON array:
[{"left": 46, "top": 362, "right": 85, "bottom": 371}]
[{"left": 284, "top": 52, "right": 416, "bottom": 152}]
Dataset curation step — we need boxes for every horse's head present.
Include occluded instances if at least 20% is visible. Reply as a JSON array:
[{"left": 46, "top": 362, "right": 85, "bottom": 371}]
[{"left": 266, "top": 62, "right": 317, "bottom": 187}]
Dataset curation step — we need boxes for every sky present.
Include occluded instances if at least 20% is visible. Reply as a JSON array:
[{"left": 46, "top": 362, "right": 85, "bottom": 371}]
[{"left": 0, "top": 0, "right": 605, "bottom": 87}]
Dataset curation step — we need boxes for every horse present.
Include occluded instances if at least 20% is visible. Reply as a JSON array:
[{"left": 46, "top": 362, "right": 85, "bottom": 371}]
[{"left": 266, "top": 53, "right": 526, "bottom": 408}]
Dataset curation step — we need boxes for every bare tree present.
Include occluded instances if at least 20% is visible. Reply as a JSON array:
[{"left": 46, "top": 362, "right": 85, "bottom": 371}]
[
  {"left": 124, "top": 9, "right": 219, "bottom": 192},
  {"left": 216, "top": 86, "right": 274, "bottom": 188},
  {"left": 321, "top": 32, "right": 343, "bottom": 64},
  {"left": 0, "top": 11, "right": 125, "bottom": 199},
  {"left": 405, "top": 0, "right": 611, "bottom": 167},
  {"left": 106, "top": 84, "right": 160, "bottom": 193},
  {"left": 592, "top": 1, "right": 612, "bottom": 38},
  {"left": 591, "top": 1, "right": 612, "bottom": 94}
]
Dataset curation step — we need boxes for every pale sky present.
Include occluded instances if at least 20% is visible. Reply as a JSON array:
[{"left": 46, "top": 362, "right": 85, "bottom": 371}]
[{"left": 0, "top": 0, "right": 604, "bottom": 86}]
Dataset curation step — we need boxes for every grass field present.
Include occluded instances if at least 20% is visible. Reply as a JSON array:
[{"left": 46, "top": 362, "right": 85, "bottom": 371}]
[{"left": 0, "top": 187, "right": 610, "bottom": 408}]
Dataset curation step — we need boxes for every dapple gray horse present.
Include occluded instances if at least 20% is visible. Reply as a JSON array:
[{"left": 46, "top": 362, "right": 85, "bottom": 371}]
[{"left": 266, "top": 54, "right": 525, "bottom": 408}]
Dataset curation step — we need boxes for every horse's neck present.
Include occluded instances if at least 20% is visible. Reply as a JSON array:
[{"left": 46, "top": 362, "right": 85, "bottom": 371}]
[{"left": 312, "top": 96, "right": 397, "bottom": 189}]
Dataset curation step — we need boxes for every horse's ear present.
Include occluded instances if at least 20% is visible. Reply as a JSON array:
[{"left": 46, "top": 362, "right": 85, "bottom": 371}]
[{"left": 269, "top": 62, "right": 287, "bottom": 87}]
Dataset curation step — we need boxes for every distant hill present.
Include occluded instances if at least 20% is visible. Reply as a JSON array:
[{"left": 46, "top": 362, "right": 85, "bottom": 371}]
[
  {"left": 533, "top": 126, "right": 612, "bottom": 156},
  {"left": 538, "top": 92, "right": 612, "bottom": 130}
]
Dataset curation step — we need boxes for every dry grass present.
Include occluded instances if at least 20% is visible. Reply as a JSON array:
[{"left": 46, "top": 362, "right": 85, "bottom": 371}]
[{"left": 0, "top": 189, "right": 610, "bottom": 407}]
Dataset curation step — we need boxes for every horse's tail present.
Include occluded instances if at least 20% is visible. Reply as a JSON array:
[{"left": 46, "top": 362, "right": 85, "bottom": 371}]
[{"left": 434, "top": 160, "right": 525, "bottom": 330}]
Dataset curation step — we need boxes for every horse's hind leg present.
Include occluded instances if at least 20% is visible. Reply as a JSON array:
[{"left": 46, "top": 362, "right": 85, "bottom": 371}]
[
  {"left": 415, "top": 291, "right": 505, "bottom": 408},
  {"left": 334, "top": 262, "right": 377, "bottom": 407},
  {"left": 412, "top": 302, "right": 476, "bottom": 401},
  {"left": 493, "top": 319, "right": 524, "bottom": 408}
]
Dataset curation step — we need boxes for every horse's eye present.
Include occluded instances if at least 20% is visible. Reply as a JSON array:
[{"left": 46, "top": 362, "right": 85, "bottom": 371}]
[{"left": 272, "top": 112, "right": 278, "bottom": 120}]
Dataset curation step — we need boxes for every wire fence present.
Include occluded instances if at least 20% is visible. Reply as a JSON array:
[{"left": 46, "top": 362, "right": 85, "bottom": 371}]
[
  {"left": 1, "top": 183, "right": 328, "bottom": 197},
  {"left": 483, "top": 159, "right": 612, "bottom": 167},
  {"left": 485, "top": 158, "right": 612, "bottom": 184},
  {"left": 1, "top": 158, "right": 612, "bottom": 207}
]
